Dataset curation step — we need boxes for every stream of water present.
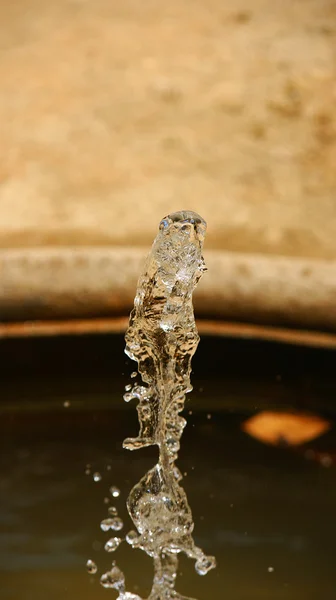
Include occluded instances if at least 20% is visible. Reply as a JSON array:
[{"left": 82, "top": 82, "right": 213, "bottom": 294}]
[{"left": 88, "top": 211, "right": 215, "bottom": 599}]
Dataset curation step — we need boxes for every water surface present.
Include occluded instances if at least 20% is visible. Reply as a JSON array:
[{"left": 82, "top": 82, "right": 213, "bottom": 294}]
[{"left": 0, "top": 334, "right": 335, "bottom": 599}]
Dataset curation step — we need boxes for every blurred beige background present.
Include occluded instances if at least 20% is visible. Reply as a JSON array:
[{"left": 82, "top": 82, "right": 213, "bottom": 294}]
[{"left": 0, "top": 0, "right": 336, "bottom": 330}]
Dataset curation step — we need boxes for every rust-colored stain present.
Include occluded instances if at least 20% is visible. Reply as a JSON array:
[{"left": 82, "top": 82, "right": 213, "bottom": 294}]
[{"left": 242, "top": 411, "right": 331, "bottom": 447}]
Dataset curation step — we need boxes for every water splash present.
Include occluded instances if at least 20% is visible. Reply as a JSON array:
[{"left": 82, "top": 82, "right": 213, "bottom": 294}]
[{"left": 97, "top": 211, "right": 215, "bottom": 599}]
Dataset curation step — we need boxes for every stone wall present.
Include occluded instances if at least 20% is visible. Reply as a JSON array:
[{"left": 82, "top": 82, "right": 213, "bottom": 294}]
[{"left": 0, "top": 0, "right": 335, "bottom": 328}]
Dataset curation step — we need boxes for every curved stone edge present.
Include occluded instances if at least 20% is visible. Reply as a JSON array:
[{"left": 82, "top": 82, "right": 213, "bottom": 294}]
[{"left": 0, "top": 247, "right": 336, "bottom": 332}]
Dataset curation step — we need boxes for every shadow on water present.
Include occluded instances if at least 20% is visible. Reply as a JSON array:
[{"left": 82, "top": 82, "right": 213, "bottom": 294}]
[{"left": 0, "top": 333, "right": 336, "bottom": 599}]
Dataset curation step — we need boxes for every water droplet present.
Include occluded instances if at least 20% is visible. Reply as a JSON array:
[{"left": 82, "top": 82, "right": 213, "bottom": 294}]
[
  {"left": 195, "top": 555, "right": 216, "bottom": 575},
  {"left": 106, "top": 464, "right": 111, "bottom": 471},
  {"left": 100, "top": 518, "right": 113, "bottom": 531},
  {"left": 132, "top": 386, "right": 148, "bottom": 400},
  {"left": 108, "top": 506, "right": 118, "bottom": 516},
  {"left": 173, "top": 467, "right": 182, "bottom": 481},
  {"left": 125, "top": 384, "right": 132, "bottom": 391},
  {"left": 104, "top": 497, "right": 110, "bottom": 504},
  {"left": 85, "top": 468, "right": 91, "bottom": 475},
  {"left": 131, "top": 371, "right": 137, "bottom": 378},
  {"left": 159, "top": 217, "right": 170, "bottom": 230},
  {"left": 126, "top": 530, "right": 139, "bottom": 546},
  {"left": 105, "top": 537, "right": 122, "bottom": 552},
  {"left": 86, "top": 559, "right": 97, "bottom": 574},
  {"left": 93, "top": 472, "right": 102, "bottom": 482},
  {"left": 100, "top": 566, "right": 125, "bottom": 590},
  {"left": 207, "top": 413, "right": 212, "bottom": 420},
  {"left": 268, "top": 566, "right": 274, "bottom": 573},
  {"left": 63, "top": 401, "right": 70, "bottom": 408},
  {"left": 100, "top": 517, "right": 123, "bottom": 532},
  {"left": 188, "top": 410, "right": 193, "bottom": 415},
  {"left": 123, "top": 392, "right": 133, "bottom": 403},
  {"left": 111, "top": 517, "right": 123, "bottom": 531},
  {"left": 110, "top": 486, "right": 120, "bottom": 498}
]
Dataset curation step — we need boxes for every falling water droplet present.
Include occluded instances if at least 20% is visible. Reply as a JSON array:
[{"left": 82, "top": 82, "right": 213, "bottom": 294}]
[
  {"left": 126, "top": 530, "right": 139, "bottom": 546},
  {"left": 125, "top": 384, "right": 132, "bottom": 391},
  {"left": 93, "top": 472, "right": 102, "bottom": 482},
  {"left": 111, "top": 517, "right": 123, "bottom": 531},
  {"left": 104, "top": 537, "right": 122, "bottom": 552},
  {"left": 104, "top": 497, "right": 110, "bottom": 504},
  {"left": 63, "top": 401, "right": 70, "bottom": 408},
  {"left": 131, "top": 371, "right": 137, "bottom": 378},
  {"left": 100, "top": 517, "right": 123, "bottom": 532},
  {"left": 110, "top": 486, "right": 120, "bottom": 498},
  {"left": 100, "top": 565, "right": 125, "bottom": 590},
  {"left": 86, "top": 559, "right": 97, "bottom": 574},
  {"left": 108, "top": 506, "right": 118, "bottom": 516},
  {"left": 100, "top": 519, "right": 113, "bottom": 532}
]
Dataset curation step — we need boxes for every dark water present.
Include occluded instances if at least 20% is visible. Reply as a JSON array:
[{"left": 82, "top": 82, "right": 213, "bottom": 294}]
[{"left": 0, "top": 334, "right": 336, "bottom": 600}]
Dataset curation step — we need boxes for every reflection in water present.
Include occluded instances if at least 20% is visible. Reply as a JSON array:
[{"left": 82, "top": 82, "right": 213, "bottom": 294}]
[
  {"left": 242, "top": 411, "right": 331, "bottom": 447},
  {"left": 98, "top": 212, "right": 216, "bottom": 599},
  {"left": 242, "top": 411, "right": 335, "bottom": 467}
]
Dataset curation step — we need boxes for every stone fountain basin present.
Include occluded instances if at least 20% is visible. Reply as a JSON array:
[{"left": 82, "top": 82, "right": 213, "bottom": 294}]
[{"left": 0, "top": 333, "right": 335, "bottom": 599}]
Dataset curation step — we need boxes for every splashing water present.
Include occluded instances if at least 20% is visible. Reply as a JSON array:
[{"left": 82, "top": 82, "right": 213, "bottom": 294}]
[{"left": 96, "top": 211, "right": 216, "bottom": 599}]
